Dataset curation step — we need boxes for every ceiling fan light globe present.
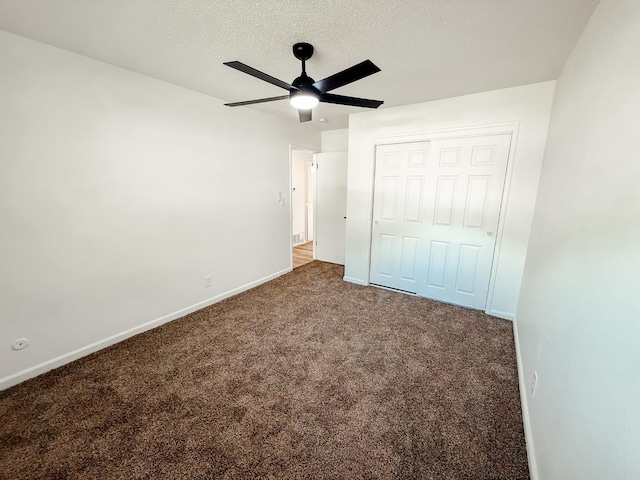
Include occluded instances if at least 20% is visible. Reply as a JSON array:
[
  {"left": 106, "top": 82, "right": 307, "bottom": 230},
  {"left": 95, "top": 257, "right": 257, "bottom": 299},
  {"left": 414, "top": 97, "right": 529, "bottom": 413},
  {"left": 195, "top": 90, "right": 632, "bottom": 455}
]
[{"left": 290, "top": 93, "right": 319, "bottom": 110}]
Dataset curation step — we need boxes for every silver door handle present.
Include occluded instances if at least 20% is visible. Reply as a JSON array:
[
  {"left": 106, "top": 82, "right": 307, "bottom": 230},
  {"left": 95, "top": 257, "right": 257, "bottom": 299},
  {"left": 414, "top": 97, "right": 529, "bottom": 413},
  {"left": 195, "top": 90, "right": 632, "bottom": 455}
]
[
  {"left": 486, "top": 231, "right": 494, "bottom": 237},
  {"left": 374, "top": 220, "right": 379, "bottom": 225}
]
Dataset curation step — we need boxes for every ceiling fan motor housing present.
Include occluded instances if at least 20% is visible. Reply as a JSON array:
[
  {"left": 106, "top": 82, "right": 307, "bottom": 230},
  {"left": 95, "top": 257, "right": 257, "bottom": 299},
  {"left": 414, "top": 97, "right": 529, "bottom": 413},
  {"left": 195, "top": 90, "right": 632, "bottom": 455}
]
[
  {"left": 292, "top": 73, "right": 315, "bottom": 89},
  {"left": 292, "top": 73, "right": 319, "bottom": 97},
  {"left": 292, "top": 43, "right": 318, "bottom": 99}
]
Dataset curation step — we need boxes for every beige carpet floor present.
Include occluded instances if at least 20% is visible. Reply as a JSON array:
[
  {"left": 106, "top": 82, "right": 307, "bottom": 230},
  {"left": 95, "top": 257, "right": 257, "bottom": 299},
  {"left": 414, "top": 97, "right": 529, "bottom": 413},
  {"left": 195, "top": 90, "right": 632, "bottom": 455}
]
[{"left": 0, "top": 261, "right": 529, "bottom": 479}]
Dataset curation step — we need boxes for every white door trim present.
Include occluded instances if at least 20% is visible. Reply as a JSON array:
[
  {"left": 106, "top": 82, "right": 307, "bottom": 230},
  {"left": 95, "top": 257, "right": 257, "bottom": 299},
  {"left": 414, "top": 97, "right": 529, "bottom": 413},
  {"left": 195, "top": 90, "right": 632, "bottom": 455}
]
[
  {"left": 364, "top": 122, "right": 521, "bottom": 317},
  {"left": 289, "top": 144, "right": 318, "bottom": 270}
]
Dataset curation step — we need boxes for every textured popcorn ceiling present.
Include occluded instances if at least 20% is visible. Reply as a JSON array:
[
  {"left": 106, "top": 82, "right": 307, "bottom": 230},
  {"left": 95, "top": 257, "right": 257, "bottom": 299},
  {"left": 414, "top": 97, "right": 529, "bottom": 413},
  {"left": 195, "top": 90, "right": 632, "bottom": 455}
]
[{"left": 0, "top": 0, "right": 599, "bottom": 130}]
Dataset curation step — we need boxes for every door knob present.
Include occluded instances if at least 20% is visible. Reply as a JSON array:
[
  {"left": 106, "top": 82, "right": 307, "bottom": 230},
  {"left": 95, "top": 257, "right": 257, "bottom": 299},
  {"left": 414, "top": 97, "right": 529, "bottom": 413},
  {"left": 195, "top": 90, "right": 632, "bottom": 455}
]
[
  {"left": 486, "top": 231, "right": 494, "bottom": 237},
  {"left": 374, "top": 220, "right": 379, "bottom": 225}
]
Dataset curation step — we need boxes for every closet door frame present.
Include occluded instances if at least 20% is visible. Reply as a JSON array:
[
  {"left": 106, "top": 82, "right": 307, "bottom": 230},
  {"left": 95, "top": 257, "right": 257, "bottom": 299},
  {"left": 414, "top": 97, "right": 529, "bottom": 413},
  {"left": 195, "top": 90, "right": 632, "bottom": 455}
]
[{"left": 365, "top": 122, "right": 521, "bottom": 317}]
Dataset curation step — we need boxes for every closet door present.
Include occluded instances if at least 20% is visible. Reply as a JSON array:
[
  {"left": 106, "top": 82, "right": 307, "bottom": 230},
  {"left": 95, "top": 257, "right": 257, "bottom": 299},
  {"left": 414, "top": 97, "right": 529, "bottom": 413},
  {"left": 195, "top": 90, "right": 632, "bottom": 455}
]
[
  {"left": 369, "top": 142, "right": 430, "bottom": 292},
  {"left": 416, "top": 134, "right": 511, "bottom": 309},
  {"left": 369, "top": 134, "right": 511, "bottom": 310}
]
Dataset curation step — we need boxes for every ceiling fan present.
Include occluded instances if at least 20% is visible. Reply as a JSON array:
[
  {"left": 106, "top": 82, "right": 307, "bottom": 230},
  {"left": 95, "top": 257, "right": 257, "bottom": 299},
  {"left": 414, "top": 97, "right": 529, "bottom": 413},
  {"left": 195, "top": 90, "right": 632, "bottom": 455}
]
[{"left": 223, "top": 43, "right": 383, "bottom": 123}]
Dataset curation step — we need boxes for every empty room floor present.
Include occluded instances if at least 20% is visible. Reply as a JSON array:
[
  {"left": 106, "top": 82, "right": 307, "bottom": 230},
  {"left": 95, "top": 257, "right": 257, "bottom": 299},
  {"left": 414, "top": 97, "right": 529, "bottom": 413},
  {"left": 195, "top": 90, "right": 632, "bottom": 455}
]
[{"left": 0, "top": 262, "right": 528, "bottom": 479}]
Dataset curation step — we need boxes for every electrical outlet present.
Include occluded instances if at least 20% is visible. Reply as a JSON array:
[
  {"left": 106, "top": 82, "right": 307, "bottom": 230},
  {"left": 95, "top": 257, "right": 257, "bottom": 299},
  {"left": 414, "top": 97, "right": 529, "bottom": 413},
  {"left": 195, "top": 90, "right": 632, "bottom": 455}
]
[
  {"left": 11, "top": 338, "right": 29, "bottom": 351},
  {"left": 531, "top": 371, "right": 538, "bottom": 396},
  {"left": 204, "top": 276, "right": 212, "bottom": 288}
]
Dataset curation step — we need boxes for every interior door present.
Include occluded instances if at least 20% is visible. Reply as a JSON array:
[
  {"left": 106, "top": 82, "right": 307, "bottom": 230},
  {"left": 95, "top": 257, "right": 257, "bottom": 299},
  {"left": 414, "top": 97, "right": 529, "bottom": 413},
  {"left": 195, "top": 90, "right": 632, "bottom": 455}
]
[
  {"left": 416, "top": 134, "right": 511, "bottom": 309},
  {"left": 369, "top": 142, "right": 430, "bottom": 292},
  {"left": 315, "top": 152, "right": 347, "bottom": 265}
]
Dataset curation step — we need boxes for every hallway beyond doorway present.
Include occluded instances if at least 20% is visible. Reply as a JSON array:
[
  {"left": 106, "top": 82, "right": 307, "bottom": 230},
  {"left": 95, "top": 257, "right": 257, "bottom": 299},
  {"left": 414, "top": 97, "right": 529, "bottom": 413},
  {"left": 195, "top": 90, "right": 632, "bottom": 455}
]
[{"left": 293, "top": 242, "right": 313, "bottom": 268}]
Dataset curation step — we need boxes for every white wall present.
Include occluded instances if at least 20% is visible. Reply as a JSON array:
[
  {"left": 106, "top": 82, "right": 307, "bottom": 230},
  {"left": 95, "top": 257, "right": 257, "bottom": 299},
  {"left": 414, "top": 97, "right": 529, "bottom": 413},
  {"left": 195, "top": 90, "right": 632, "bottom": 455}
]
[
  {"left": 321, "top": 129, "right": 348, "bottom": 153},
  {"left": 344, "top": 82, "right": 556, "bottom": 318},
  {"left": 515, "top": 0, "right": 640, "bottom": 478},
  {"left": 0, "top": 30, "right": 319, "bottom": 388}
]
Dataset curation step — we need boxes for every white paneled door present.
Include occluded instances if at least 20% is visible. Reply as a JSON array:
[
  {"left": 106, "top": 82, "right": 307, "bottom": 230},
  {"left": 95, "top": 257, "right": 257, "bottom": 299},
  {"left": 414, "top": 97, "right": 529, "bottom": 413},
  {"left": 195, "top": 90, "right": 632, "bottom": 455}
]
[
  {"left": 315, "top": 152, "right": 348, "bottom": 265},
  {"left": 370, "top": 142, "right": 430, "bottom": 292},
  {"left": 370, "top": 134, "right": 512, "bottom": 310}
]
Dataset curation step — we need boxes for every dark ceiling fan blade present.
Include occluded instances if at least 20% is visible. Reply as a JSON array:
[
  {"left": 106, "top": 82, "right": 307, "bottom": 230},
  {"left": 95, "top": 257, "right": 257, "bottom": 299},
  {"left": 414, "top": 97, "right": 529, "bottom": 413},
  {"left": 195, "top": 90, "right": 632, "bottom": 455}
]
[
  {"left": 312, "top": 60, "right": 381, "bottom": 93},
  {"left": 224, "top": 95, "right": 289, "bottom": 107},
  {"left": 223, "top": 61, "right": 295, "bottom": 91},
  {"left": 298, "top": 109, "right": 312, "bottom": 123},
  {"left": 320, "top": 93, "right": 383, "bottom": 109}
]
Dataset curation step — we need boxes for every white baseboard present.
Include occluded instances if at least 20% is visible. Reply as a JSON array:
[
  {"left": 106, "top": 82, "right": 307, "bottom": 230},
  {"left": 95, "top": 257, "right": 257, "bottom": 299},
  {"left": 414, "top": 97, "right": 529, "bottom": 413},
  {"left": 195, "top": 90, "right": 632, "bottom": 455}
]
[
  {"left": 513, "top": 318, "right": 539, "bottom": 480},
  {"left": 0, "top": 267, "right": 292, "bottom": 391},
  {"left": 487, "top": 309, "right": 515, "bottom": 321},
  {"left": 343, "top": 276, "right": 367, "bottom": 286}
]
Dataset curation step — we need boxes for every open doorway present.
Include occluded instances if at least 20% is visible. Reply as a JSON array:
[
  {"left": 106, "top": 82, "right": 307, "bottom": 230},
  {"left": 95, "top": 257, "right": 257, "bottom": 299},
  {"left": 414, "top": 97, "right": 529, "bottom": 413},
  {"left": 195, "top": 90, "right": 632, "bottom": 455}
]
[{"left": 291, "top": 147, "right": 316, "bottom": 269}]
